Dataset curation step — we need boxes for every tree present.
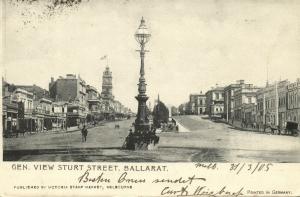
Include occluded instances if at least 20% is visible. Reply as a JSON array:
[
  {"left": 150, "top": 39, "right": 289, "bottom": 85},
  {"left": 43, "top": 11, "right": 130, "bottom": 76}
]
[{"left": 152, "top": 101, "right": 169, "bottom": 128}]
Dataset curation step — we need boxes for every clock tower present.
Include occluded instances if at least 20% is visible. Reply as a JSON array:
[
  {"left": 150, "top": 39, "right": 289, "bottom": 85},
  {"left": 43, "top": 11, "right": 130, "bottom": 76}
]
[{"left": 101, "top": 66, "right": 114, "bottom": 101}]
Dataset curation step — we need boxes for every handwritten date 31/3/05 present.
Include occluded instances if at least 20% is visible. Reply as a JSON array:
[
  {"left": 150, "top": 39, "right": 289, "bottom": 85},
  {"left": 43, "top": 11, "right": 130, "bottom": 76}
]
[
  {"left": 195, "top": 163, "right": 273, "bottom": 175},
  {"left": 230, "top": 163, "right": 273, "bottom": 175}
]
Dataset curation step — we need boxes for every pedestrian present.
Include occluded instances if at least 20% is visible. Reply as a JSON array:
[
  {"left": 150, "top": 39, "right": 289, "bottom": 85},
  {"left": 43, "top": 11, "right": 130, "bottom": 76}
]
[
  {"left": 81, "top": 125, "right": 88, "bottom": 142},
  {"left": 124, "top": 129, "right": 135, "bottom": 150}
]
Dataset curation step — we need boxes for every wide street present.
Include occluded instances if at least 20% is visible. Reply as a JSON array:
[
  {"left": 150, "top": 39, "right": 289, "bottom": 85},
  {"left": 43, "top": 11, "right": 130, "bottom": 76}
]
[{"left": 3, "top": 115, "right": 300, "bottom": 162}]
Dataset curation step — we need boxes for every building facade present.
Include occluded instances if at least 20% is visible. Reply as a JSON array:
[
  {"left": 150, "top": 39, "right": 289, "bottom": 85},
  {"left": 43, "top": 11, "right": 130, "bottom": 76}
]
[
  {"left": 2, "top": 97, "right": 18, "bottom": 136},
  {"left": 51, "top": 101, "right": 68, "bottom": 130},
  {"left": 49, "top": 74, "right": 87, "bottom": 105},
  {"left": 287, "top": 78, "right": 300, "bottom": 128},
  {"left": 2, "top": 79, "right": 18, "bottom": 136},
  {"left": 256, "top": 80, "right": 290, "bottom": 130},
  {"left": 32, "top": 97, "right": 53, "bottom": 132},
  {"left": 178, "top": 103, "right": 188, "bottom": 115},
  {"left": 278, "top": 80, "right": 290, "bottom": 128},
  {"left": 11, "top": 88, "right": 35, "bottom": 132},
  {"left": 15, "top": 85, "right": 53, "bottom": 132},
  {"left": 224, "top": 80, "right": 246, "bottom": 122},
  {"left": 233, "top": 84, "right": 260, "bottom": 125},
  {"left": 12, "top": 88, "right": 34, "bottom": 112},
  {"left": 16, "top": 84, "right": 50, "bottom": 100},
  {"left": 188, "top": 92, "right": 206, "bottom": 115},
  {"left": 49, "top": 74, "right": 88, "bottom": 127},
  {"left": 86, "top": 85, "right": 104, "bottom": 122},
  {"left": 205, "top": 87, "right": 224, "bottom": 118}
]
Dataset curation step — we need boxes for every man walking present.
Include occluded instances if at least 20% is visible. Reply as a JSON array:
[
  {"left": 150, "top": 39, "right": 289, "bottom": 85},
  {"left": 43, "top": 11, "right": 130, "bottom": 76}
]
[{"left": 81, "top": 125, "right": 88, "bottom": 142}]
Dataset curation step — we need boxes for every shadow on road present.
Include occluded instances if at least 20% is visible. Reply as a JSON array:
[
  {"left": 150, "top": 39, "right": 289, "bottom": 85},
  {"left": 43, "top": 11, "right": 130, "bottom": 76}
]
[
  {"left": 4, "top": 146, "right": 227, "bottom": 162},
  {"left": 4, "top": 145, "right": 299, "bottom": 162},
  {"left": 3, "top": 147, "right": 121, "bottom": 161}
]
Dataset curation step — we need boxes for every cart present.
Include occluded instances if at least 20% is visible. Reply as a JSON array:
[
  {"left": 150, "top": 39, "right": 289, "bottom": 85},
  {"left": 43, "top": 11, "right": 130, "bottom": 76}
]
[{"left": 284, "top": 121, "right": 299, "bottom": 136}]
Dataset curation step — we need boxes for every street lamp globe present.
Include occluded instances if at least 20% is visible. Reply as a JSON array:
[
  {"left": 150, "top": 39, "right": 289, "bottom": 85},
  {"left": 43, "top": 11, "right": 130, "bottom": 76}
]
[{"left": 135, "top": 17, "right": 151, "bottom": 46}]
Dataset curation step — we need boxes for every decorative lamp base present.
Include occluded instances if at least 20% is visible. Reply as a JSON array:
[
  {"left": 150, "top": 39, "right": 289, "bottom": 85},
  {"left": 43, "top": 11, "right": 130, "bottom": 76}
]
[{"left": 123, "top": 131, "right": 159, "bottom": 150}]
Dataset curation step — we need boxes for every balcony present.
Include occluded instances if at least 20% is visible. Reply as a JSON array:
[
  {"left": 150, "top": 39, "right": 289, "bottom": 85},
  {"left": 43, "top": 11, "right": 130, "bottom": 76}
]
[
  {"left": 25, "top": 109, "right": 52, "bottom": 115},
  {"left": 3, "top": 101, "right": 18, "bottom": 111},
  {"left": 87, "top": 99, "right": 101, "bottom": 103},
  {"left": 67, "top": 110, "right": 87, "bottom": 117},
  {"left": 24, "top": 109, "right": 34, "bottom": 114},
  {"left": 52, "top": 112, "right": 66, "bottom": 117}
]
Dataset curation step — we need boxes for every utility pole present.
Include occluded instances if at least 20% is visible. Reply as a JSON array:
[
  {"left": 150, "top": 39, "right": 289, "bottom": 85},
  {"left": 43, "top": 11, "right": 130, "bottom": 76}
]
[
  {"left": 275, "top": 81, "right": 279, "bottom": 126},
  {"left": 226, "top": 91, "right": 229, "bottom": 122},
  {"left": 263, "top": 93, "right": 266, "bottom": 125}
]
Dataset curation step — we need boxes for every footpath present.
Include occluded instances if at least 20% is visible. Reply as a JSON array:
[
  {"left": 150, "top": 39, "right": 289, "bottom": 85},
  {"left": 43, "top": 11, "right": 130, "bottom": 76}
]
[
  {"left": 172, "top": 117, "right": 190, "bottom": 132},
  {"left": 7, "top": 121, "right": 110, "bottom": 138},
  {"left": 212, "top": 118, "right": 299, "bottom": 138},
  {"left": 213, "top": 118, "right": 268, "bottom": 132}
]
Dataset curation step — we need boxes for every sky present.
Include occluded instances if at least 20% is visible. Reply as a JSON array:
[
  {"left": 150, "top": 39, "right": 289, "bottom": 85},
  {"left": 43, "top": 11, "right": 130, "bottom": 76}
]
[{"left": 2, "top": 0, "right": 300, "bottom": 111}]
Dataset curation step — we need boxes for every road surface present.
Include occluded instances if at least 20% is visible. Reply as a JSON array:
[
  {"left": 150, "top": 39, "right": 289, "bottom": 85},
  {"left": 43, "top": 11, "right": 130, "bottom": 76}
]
[{"left": 3, "top": 116, "right": 300, "bottom": 162}]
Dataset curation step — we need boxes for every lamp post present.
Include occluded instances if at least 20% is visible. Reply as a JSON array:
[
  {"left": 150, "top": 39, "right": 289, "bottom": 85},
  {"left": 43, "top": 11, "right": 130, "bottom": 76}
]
[
  {"left": 124, "top": 17, "right": 159, "bottom": 150},
  {"left": 134, "top": 17, "right": 151, "bottom": 132}
]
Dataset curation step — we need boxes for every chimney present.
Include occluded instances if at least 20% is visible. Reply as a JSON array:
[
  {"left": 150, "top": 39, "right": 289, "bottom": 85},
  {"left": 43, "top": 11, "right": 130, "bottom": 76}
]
[{"left": 51, "top": 77, "right": 54, "bottom": 83}]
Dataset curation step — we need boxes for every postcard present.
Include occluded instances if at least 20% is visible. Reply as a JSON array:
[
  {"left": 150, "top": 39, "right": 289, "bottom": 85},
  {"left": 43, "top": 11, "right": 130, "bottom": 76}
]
[{"left": 1, "top": 0, "right": 300, "bottom": 196}]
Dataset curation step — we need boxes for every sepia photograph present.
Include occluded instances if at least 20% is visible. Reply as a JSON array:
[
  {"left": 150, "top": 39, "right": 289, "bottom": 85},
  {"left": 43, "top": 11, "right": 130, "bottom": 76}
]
[{"left": 2, "top": 0, "right": 300, "bottom": 163}]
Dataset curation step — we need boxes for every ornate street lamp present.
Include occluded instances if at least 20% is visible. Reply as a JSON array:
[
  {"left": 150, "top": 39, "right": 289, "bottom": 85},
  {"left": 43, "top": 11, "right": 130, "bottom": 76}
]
[
  {"left": 123, "top": 17, "right": 159, "bottom": 150},
  {"left": 134, "top": 17, "right": 151, "bottom": 130}
]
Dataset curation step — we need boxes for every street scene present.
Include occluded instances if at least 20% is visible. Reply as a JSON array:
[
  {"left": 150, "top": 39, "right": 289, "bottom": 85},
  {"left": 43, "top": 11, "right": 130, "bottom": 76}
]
[
  {"left": 2, "top": 0, "right": 300, "bottom": 162},
  {"left": 4, "top": 115, "right": 300, "bottom": 162}
]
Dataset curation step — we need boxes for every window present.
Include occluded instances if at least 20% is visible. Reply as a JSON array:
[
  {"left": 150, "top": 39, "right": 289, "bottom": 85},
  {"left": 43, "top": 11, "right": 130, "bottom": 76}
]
[
  {"left": 248, "top": 97, "right": 252, "bottom": 104},
  {"left": 271, "top": 100, "right": 274, "bottom": 108},
  {"left": 216, "top": 93, "right": 219, "bottom": 100}
]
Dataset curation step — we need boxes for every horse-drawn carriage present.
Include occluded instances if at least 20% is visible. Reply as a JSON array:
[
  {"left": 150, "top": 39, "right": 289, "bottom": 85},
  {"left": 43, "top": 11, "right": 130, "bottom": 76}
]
[
  {"left": 284, "top": 121, "right": 299, "bottom": 136},
  {"left": 265, "top": 121, "right": 299, "bottom": 136}
]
